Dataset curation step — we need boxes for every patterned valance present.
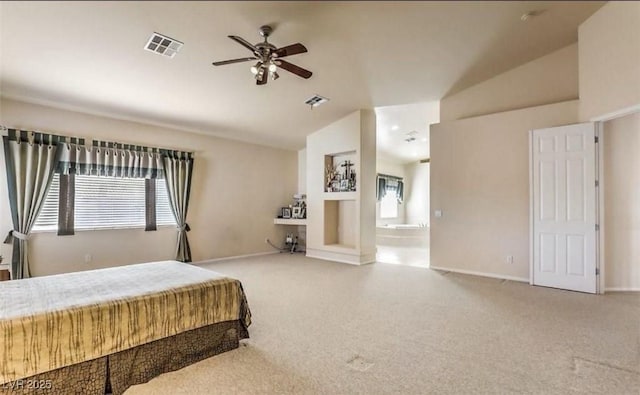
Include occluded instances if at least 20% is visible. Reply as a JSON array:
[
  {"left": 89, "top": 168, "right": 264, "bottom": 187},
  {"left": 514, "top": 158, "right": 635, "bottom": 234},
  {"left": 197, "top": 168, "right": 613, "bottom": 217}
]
[
  {"left": 58, "top": 141, "right": 164, "bottom": 179},
  {"left": 5, "top": 129, "right": 192, "bottom": 179},
  {"left": 376, "top": 173, "right": 404, "bottom": 202}
]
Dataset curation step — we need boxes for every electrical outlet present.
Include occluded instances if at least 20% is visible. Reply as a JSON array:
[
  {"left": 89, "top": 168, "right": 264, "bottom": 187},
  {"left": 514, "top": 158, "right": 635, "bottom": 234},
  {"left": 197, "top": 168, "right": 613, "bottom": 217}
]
[
  {"left": 84, "top": 254, "right": 92, "bottom": 264},
  {"left": 507, "top": 255, "right": 514, "bottom": 264}
]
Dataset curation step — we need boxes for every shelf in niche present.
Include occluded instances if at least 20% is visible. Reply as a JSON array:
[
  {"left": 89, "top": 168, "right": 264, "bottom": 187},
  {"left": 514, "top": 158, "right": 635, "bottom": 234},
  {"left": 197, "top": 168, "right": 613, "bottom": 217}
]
[
  {"left": 324, "top": 200, "right": 357, "bottom": 248},
  {"left": 324, "top": 150, "right": 357, "bottom": 193},
  {"left": 322, "top": 191, "right": 357, "bottom": 200}
]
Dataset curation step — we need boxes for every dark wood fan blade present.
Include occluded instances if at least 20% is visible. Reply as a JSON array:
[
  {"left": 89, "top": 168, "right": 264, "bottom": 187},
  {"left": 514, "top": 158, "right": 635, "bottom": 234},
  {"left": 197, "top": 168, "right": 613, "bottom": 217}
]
[
  {"left": 212, "top": 57, "right": 257, "bottom": 66},
  {"left": 256, "top": 71, "right": 268, "bottom": 85},
  {"left": 277, "top": 60, "right": 312, "bottom": 79},
  {"left": 274, "top": 43, "right": 307, "bottom": 58},
  {"left": 228, "top": 35, "right": 259, "bottom": 54}
]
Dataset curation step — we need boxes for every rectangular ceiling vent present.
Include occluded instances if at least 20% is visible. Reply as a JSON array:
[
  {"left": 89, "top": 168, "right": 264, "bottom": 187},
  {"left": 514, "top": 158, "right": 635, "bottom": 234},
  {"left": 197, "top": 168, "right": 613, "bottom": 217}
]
[
  {"left": 304, "top": 95, "right": 329, "bottom": 108},
  {"left": 144, "top": 32, "right": 183, "bottom": 58}
]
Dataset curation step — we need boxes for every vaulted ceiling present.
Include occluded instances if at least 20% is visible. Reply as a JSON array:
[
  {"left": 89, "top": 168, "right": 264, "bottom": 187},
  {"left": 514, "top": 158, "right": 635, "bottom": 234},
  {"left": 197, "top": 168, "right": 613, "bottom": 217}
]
[{"left": 0, "top": 1, "right": 603, "bottom": 149}]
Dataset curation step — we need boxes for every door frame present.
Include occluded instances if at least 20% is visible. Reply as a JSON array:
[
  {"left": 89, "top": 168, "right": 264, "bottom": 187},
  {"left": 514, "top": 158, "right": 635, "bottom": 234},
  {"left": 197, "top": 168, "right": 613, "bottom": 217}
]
[
  {"left": 528, "top": 123, "right": 600, "bottom": 293},
  {"left": 529, "top": 104, "right": 640, "bottom": 294},
  {"left": 589, "top": 104, "right": 640, "bottom": 294}
]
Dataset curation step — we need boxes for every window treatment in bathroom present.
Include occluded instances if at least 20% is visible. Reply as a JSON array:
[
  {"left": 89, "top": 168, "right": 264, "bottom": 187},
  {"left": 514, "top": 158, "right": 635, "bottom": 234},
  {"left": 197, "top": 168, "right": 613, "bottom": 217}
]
[{"left": 376, "top": 174, "right": 404, "bottom": 203}]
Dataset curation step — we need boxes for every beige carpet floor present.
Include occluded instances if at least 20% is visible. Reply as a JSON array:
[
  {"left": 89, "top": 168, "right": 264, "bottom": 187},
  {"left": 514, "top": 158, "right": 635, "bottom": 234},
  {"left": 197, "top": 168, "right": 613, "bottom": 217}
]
[{"left": 126, "top": 253, "right": 640, "bottom": 394}]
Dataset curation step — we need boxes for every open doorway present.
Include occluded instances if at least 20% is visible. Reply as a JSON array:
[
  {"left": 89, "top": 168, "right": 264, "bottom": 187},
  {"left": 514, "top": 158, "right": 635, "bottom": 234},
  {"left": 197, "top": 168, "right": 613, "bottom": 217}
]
[
  {"left": 600, "top": 111, "right": 640, "bottom": 292},
  {"left": 374, "top": 102, "right": 439, "bottom": 268}
]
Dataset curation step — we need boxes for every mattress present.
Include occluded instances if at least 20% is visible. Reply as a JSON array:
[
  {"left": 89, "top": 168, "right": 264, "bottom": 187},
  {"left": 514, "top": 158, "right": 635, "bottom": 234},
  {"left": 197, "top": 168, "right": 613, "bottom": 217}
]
[{"left": 0, "top": 261, "right": 251, "bottom": 384}]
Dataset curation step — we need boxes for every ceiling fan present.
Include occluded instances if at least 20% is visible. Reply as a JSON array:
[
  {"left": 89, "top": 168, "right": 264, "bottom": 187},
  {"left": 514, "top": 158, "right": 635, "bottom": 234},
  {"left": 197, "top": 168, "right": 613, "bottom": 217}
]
[{"left": 212, "top": 25, "right": 312, "bottom": 85}]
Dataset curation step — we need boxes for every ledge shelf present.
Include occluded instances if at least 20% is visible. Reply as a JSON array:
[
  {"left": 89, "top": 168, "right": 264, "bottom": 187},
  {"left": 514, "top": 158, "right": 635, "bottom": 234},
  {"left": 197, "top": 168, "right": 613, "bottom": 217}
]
[
  {"left": 322, "top": 191, "right": 357, "bottom": 200},
  {"left": 274, "top": 218, "right": 307, "bottom": 226}
]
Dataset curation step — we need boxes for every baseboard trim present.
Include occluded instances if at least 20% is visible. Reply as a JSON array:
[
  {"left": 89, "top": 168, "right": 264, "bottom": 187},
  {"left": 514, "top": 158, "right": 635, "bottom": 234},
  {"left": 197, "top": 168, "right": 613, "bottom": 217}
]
[
  {"left": 604, "top": 287, "right": 640, "bottom": 292},
  {"left": 306, "top": 249, "right": 375, "bottom": 266},
  {"left": 429, "top": 265, "right": 529, "bottom": 283},
  {"left": 194, "top": 251, "right": 279, "bottom": 265}
]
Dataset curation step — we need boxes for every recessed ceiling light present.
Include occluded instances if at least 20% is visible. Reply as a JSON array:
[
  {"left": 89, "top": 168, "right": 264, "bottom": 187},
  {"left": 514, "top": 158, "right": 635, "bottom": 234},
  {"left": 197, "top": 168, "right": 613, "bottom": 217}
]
[
  {"left": 144, "top": 32, "right": 183, "bottom": 58},
  {"left": 391, "top": 125, "right": 399, "bottom": 131},
  {"left": 422, "top": 138, "right": 427, "bottom": 142}
]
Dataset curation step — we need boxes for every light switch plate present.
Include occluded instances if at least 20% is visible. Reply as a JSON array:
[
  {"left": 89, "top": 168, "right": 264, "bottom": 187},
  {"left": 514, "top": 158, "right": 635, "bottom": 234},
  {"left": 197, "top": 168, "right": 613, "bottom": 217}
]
[{"left": 435, "top": 210, "right": 443, "bottom": 218}]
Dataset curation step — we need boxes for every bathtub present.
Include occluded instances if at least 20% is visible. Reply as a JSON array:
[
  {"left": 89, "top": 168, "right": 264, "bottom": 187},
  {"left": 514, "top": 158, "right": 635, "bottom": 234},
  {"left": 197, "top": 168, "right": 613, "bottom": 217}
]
[
  {"left": 376, "top": 224, "right": 429, "bottom": 247},
  {"left": 381, "top": 224, "right": 426, "bottom": 230}
]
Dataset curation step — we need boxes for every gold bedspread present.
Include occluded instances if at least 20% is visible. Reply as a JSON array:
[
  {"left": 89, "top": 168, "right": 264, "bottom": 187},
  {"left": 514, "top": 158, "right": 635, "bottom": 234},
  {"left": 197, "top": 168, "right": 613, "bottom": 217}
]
[{"left": 0, "top": 261, "right": 251, "bottom": 384}]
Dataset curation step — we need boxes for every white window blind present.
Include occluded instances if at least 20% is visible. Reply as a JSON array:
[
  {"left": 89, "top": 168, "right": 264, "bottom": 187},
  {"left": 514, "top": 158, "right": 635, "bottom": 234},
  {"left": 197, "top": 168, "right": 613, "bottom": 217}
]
[
  {"left": 380, "top": 192, "right": 399, "bottom": 219},
  {"left": 74, "top": 175, "right": 146, "bottom": 230},
  {"left": 33, "top": 174, "right": 176, "bottom": 231}
]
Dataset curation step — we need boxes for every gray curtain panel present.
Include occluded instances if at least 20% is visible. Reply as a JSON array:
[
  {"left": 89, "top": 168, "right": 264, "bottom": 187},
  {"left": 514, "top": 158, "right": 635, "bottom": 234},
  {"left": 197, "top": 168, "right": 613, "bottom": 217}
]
[
  {"left": 162, "top": 151, "right": 194, "bottom": 262},
  {"left": 396, "top": 181, "right": 404, "bottom": 203},
  {"left": 144, "top": 178, "right": 157, "bottom": 231},
  {"left": 377, "top": 176, "right": 386, "bottom": 201},
  {"left": 57, "top": 174, "right": 75, "bottom": 236},
  {"left": 2, "top": 130, "right": 60, "bottom": 279}
]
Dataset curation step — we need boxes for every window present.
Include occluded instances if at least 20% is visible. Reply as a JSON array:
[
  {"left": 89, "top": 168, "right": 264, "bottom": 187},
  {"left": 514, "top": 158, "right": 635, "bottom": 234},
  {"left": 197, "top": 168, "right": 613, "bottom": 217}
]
[
  {"left": 155, "top": 180, "right": 175, "bottom": 226},
  {"left": 380, "top": 192, "right": 398, "bottom": 219},
  {"left": 33, "top": 174, "right": 176, "bottom": 231}
]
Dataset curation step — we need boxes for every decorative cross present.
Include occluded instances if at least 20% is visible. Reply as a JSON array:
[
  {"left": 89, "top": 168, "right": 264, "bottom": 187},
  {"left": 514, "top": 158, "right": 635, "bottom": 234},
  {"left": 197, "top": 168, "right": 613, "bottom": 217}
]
[{"left": 341, "top": 160, "right": 354, "bottom": 178}]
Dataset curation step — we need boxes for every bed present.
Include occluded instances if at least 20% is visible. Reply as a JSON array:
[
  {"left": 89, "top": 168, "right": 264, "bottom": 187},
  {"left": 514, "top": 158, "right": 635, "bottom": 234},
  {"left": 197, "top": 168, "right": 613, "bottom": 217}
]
[{"left": 0, "top": 261, "right": 252, "bottom": 394}]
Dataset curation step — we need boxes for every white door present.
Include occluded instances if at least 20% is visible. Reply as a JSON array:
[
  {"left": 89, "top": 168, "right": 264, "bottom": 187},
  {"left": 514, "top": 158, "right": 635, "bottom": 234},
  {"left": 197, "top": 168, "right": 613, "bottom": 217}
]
[{"left": 531, "top": 123, "right": 597, "bottom": 293}]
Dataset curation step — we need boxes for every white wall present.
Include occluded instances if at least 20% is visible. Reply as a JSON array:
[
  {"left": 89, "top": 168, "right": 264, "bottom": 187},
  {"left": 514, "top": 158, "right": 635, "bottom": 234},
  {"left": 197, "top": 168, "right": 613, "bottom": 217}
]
[
  {"left": 441, "top": 43, "right": 579, "bottom": 122},
  {"left": 404, "top": 161, "right": 430, "bottom": 226},
  {"left": 430, "top": 101, "right": 579, "bottom": 280},
  {"left": 431, "top": 2, "right": 640, "bottom": 289},
  {"left": 376, "top": 158, "right": 406, "bottom": 225},
  {"left": 306, "top": 110, "right": 376, "bottom": 265},
  {"left": 0, "top": 98, "right": 297, "bottom": 276},
  {"left": 603, "top": 112, "right": 640, "bottom": 291},
  {"left": 579, "top": 2, "right": 640, "bottom": 121},
  {"left": 298, "top": 148, "right": 307, "bottom": 194}
]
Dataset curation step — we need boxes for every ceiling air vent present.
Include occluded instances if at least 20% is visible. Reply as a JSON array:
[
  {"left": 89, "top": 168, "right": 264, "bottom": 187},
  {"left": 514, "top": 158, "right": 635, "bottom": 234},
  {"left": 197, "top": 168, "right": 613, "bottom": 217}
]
[
  {"left": 144, "top": 32, "right": 183, "bottom": 58},
  {"left": 304, "top": 94, "right": 329, "bottom": 108}
]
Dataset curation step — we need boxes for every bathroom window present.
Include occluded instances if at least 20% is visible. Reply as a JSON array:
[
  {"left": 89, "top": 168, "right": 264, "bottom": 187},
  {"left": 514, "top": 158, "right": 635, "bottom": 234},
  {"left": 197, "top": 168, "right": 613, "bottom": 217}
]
[{"left": 380, "top": 192, "right": 398, "bottom": 218}]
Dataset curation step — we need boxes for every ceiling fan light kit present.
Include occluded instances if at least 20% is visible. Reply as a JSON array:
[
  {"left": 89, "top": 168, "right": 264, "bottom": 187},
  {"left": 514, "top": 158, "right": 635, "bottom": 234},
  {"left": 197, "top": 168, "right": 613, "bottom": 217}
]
[{"left": 212, "top": 25, "right": 312, "bottom": 85}]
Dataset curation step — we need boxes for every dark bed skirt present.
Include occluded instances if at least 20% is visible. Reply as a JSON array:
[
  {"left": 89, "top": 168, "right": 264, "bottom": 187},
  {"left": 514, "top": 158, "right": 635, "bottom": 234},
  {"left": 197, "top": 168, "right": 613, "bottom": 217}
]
[{"left": 0, "top": 320, "right": 249, "bottom": 395}]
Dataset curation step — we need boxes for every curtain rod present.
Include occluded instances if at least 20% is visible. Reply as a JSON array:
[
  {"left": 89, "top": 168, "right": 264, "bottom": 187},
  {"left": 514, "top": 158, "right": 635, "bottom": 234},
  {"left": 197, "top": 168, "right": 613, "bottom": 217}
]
[
  {"left": 377, "top": 173, "right": 404, "bottom": 181},
  {"left": 1, "top": 125, "right": 194, "bottom": 155}
]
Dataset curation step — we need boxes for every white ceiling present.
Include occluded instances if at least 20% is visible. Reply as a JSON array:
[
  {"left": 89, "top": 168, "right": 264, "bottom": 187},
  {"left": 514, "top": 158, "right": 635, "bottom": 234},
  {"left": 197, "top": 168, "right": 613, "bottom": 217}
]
[
  {"left": 376, "top": 101, "right": 439, "bottom": 164},
  {"left": 0, "top": 1, "right": 603, "bottom": 150}
]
